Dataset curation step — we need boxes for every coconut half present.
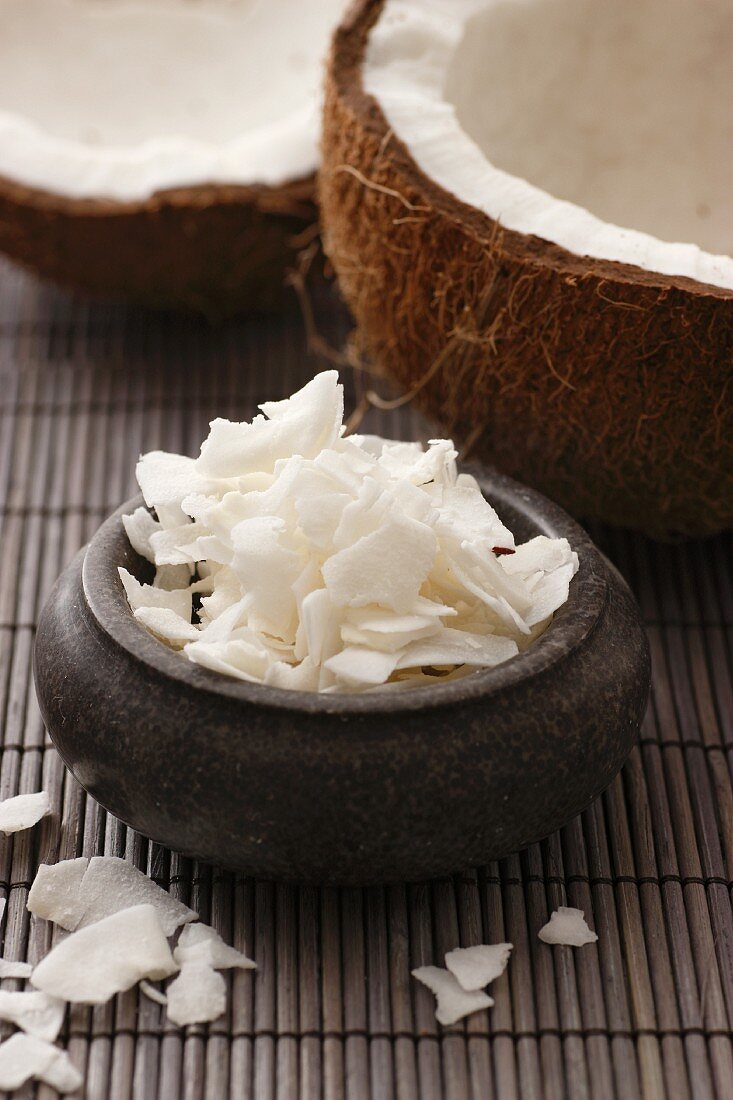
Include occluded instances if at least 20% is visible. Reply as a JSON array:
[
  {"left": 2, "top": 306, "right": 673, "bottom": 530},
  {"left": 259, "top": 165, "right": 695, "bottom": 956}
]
[
  {"left": 320, "top": 0, "right": 733, "bottom": 536},
  {"left": 0, "top": 0, "right": 346, "bottom": 313}
]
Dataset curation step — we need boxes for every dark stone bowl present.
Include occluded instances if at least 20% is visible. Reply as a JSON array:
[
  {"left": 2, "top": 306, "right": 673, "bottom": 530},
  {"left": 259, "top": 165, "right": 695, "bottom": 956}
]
[{"left": 34, "top": 469, "right": 650, "bottom": 884}]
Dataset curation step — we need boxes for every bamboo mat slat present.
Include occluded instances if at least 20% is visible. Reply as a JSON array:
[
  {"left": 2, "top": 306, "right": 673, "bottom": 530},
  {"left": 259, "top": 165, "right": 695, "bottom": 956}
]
[{"left": 0, "top": 257, "right": 731, "bottom": 1099}]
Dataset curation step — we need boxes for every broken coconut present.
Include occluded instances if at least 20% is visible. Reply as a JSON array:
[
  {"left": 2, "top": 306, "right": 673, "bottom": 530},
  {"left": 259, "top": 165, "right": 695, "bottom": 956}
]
[
  {"left": 31, "top": 904, "right": 178, "bottom": 1003},
  {"left": 122, "top": 371, "right": 579, "bottom": 693},
  {"left": 320, "top": 0, "right": 733, "bottom": 536},
  {"left": 0, "top": 0, "right": 347, "bottom": 313},
  {"left": 538, "top": 907, "right": 598, "bottom": 947}
]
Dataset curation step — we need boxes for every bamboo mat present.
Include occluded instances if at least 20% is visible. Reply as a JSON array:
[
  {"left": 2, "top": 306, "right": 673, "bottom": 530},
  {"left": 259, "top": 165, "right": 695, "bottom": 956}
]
[{"left": 0, "top": 256, "right": 732, "bottom": 1100}]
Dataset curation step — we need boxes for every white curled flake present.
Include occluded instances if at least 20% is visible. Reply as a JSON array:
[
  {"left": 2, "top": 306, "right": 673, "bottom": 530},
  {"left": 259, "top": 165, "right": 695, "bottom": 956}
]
[
  {"left": 174, "top": 923, "right": 256, "bottom": 971},
  {"left": 121, "top": 370, "right": 579, "bottom": 693},
  {"left": 197, "top": 372, "right": 343, "bottom": 478},
  {"left": 0, "top": 791, "right": 50, "bottom": 835},
  {"left": 165, "top": 961, "right": 227, "bottom": 1027},
  {"left": 0, "top": 1033, "right": 82, "bottom": 1093},
  {"left": 0, "top": 959, "right": 33, "bottom": 980},
  {"left": 538, "top": 907, "right": 598, "bottom": 947},
  {"left": 412, "top": 966, "right": 493, "bottom": 1025},
  {"left": 445, "top": 943, "right": 513, "bottom": 991},
  {"left": 122, "top": 506, "right": 160, "bottom": 563},
  {"left": 0, "top": 989, "right": 66, "bottom": 1042},
  {"left": 27, "top": 856, "right": 196, "bottom": 936},
  {"left": 323, "top": 513, "right": 437, "bottom": 613},
  {"left": 27, "top": 858, "right": 89, "bottom": 928},
  {"left": 139, "top": 980, "right": 168, "bottom": 1006},
  {"left": 31, "top": 905, "right": 178, "bottom": 1004}
]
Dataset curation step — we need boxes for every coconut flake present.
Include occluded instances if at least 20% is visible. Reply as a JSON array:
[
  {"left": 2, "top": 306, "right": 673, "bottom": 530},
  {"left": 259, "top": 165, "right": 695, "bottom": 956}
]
[
  {"left": 72, "top": 857, "right": 196, "bottom": 936},
  {"left": 122, "top": 506, "right": 160, "bottom": 563},
  {"left": 154, "top": 563, "right": 195, "bottom": 591},
  {"left": 324, "top": 647, "right": 401, "bottom": 687},
  {"left": 173, "top": 923, "right": 256, "bottom": 971},
  {"left": 31, "top": 904, "right": 178, "bottom": 1004},
  {"left": 198, "top": 372, "right": 343, "bottom": 479},
  {"left": 118, "top": 567, "right": 192, "bottom": 620},
  {"left": 538, "top": 907, "right": 598, "bottom": 947},
  {"left": 0, "top": 791, "right": 50, "bottom": 835},
  {"left": 0, "top": 1033, "right": 82, "bottom": 1093},
  {"left": 0, "top": 959, "right": 33, "bottom": 980},
  {"left": 28, "top": 856, "right": 195, "bottom": 936},
  {"left": 139, "top": 980, "right": 168, "bottom": 1007},
  {"left": 444, "top": 943, "right": 513, "bottom": 992},
  {"left": 323, "top": 514, "right": 437, "bottom": 613},
  {"left": 27, "top": 858, "right": 89, "bottom": 928},
  {"left": 165, "top": 961, "right": 227, "bottom": 1027},
  {"left": 396, "top": 629, "right": 518, "bottom": 672},
  {"left": 134, "top": 607, "right": 200, "bottom": 648},
  {"left": 412, "top": 966, "right": 493, "bottom": 1026},
  {"left": 0, "top": 989, "right": 66, "bottom": 1041}
]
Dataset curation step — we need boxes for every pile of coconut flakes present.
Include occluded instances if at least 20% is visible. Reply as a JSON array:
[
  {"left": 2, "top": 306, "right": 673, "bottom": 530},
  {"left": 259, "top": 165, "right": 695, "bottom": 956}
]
[{"left": 121, "top": 371, "right": 579, "bottom": 692}]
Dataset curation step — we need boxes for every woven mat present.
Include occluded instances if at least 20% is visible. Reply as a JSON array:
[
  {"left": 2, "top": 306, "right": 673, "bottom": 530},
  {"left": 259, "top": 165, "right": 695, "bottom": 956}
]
[{"left": 0, "top": 256, "right": 732, "bottom": 1100}]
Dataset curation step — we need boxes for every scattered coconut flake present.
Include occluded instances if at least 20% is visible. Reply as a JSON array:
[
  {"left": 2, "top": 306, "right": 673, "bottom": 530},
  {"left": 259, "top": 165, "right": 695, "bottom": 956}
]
[
  {"left": 165, "top": 961, "right": 227, "bottom": 1027},
  {"left": 122, "top": 506, "right": 160, "bottom": 563},
  {"left": 0, "top": 989, "right": 66, "bottom": 1041},
  {"left": 173, "top": 923, "right": 256, "bottom": 971},
  {"left": 412, "top": 966, "right": 493, "bottom": 1026},
  {"left": 445, "top": 943, "right": 513, "bottom": 992},
  {"left": 538, "top": 907, "right": 598, "bottom": 947},
  {"left": 28, "top": 856, "right": 196, "bottom": 935},
  {"left": 0, "top": 959, "right": 33, "bottom": 980},
  {"left": 74, "top": 857, "right": 196, "bottom": 935},
  {"left": 0, "top": 1033, "right": 82, "bottom": 1094},
  {"left": 122, "top": 371, "right": 579, "bottom": 693},
  {"left": 0, "top": 791, "right": 50, "bottom": 835},
  {"left": 31, "top": 904, "right": 178, "bottom": 1003},
  {"left": 139, "top": 980, "right": 168, "bottom": 1007},
  {"left": 27, "top": 858, "right": 89, "bottom": 928}
]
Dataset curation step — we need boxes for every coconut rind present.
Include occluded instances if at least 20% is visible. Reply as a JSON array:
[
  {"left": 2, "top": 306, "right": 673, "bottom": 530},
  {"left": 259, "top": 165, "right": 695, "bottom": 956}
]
[
  {"left": 0, "top": 174, "right": 316, "bottom": 316},
  {"left": 320, "top": 0, "right": 733, "bottom": 537}
]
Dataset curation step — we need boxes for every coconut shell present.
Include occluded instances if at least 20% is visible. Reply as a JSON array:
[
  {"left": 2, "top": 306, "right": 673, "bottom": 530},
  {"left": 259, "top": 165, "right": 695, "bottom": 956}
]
[
  {"left": 320, "top": 0, "right": 733, "bottom": 537},
  {"left": 0, "top": 174, "right": 317, "bottom": 316}
]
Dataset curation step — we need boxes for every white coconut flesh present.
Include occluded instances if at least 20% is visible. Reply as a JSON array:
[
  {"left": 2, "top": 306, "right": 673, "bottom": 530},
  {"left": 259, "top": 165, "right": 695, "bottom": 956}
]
[
  {"left": 364, "top": 0, "right": 733, "bottom": 291},
  {"left": 0, "top": 0, "right": 346, "bottom": 201}
]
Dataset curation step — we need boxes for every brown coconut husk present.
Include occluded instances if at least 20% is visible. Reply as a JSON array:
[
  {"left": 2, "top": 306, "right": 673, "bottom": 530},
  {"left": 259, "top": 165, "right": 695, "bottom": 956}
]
[
  {"left": 319, "top": 0, "right": 733, "bottom": 538},
  {"left": 0, "top": 174, "right": 317, "bottom": 316}
]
